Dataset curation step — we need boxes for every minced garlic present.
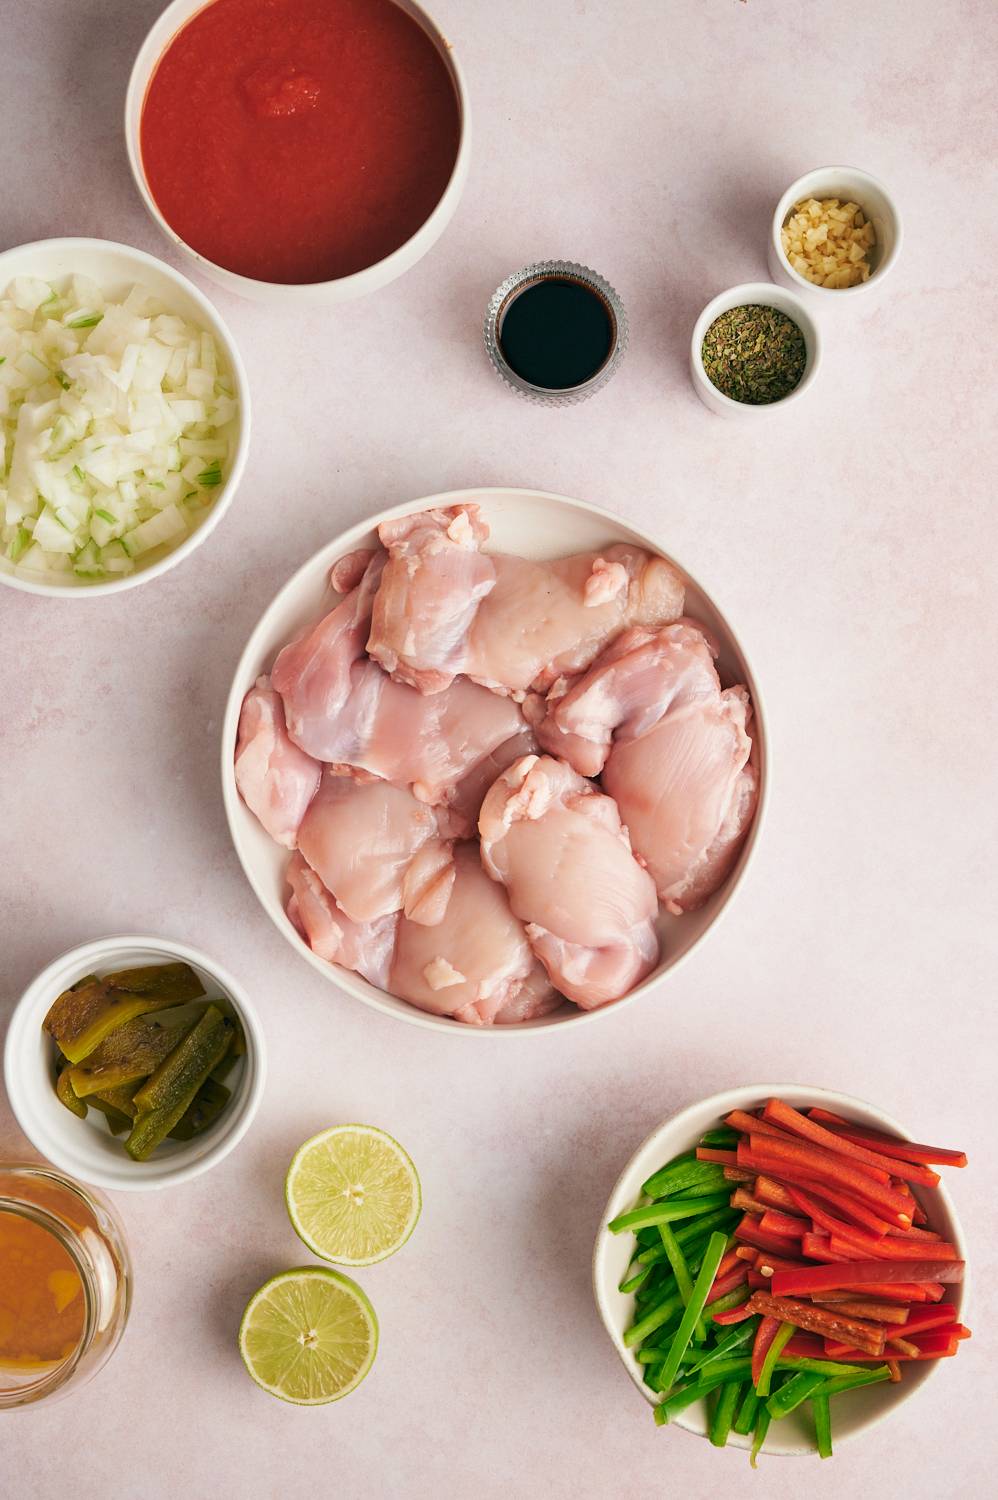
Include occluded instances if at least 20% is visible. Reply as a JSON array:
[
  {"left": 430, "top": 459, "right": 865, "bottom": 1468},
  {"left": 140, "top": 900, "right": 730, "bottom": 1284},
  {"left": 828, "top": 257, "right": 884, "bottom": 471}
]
[{"left": 781, "top": 197, "right": 876, "bottom": 289}]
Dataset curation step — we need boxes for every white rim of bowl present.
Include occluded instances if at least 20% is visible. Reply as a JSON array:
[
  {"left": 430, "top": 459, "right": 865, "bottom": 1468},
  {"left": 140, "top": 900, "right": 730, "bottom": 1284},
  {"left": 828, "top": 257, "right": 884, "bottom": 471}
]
[
  {"left": 771, "top": 166, "right": 903, "bottom": 297},
  {"left": 690, "top": 282, "right": 821, "bottom": 415},
  {"left": 220, "top": 486, "right": 771, "bottom": 1035},
  {"left": 3, "top": 933, "right": 267, "bottom": 1190},
  {"left": 123, "top": 0, "right": 471, "bottom": 299},
  {"left": 0, "top": 236, "right": 250, "bottom": 599},
  {"left": 592, "top": 1082, "right": 969, "bottom": 1454}
]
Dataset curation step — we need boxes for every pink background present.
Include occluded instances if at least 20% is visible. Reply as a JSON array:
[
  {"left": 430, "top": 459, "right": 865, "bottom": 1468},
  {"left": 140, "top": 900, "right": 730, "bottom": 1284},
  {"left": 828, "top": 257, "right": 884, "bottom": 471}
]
[{"left": 3, "top": 0, "right": 997, "bottom": 1494}]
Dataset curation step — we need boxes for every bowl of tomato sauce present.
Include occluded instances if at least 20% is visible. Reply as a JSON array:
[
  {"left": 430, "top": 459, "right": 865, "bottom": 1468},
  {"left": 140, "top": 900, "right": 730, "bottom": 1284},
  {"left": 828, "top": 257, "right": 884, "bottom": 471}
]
[{"left": 125, "top": 0, "right": 470, "bottom": 303}]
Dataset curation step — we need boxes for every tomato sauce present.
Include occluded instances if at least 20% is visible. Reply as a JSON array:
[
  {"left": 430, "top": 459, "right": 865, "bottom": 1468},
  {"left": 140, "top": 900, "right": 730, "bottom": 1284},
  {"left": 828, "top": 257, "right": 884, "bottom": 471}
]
[{"left": 140, "top": 0, "right": 461, "bottom": 284}]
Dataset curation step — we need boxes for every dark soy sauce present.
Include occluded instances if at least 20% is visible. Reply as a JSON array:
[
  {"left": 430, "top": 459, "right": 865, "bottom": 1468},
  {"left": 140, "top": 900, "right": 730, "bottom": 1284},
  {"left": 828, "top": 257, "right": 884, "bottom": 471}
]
[{"left": 497, "top": 276, "right": 615, "bottom": 391}]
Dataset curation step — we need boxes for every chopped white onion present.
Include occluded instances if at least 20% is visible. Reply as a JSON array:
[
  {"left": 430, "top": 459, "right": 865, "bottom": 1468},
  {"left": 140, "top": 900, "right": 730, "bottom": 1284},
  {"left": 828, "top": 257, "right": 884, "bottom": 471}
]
[{"left": 0, "top": 275, "right": 238, "bottom": 582}]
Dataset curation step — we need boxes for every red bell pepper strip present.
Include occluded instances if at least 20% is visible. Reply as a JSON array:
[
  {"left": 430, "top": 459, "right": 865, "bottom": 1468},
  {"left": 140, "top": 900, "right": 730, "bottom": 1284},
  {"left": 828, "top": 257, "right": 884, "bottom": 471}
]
[
  {"left": 813, "top": 1298, "right": 910, "bottom": 1324},
  {"left": 730, "top": 1187, "right": 771, "bottom": 1216},
  {"left": 739, "top": 1140, "right": 914, "bottom": 1225},
  {"left": 784, "top": 1185, "right": 878, "bottom": 1246},
  {"left": 824, "top": 1333, "right": 959, "bottom": 1361},
  {"left": 758, "top": 1208, "right": 806, "bottom": 1240},
  {"left": 807, "top": 1107, "right": 849, "bottom": 1126},
  {"left": 780, "top": 1333, "right": 828, "bottom": 1358},
  {"left": 800, "top": 1232, "right": 862, "bottom": 1262},
  {"left": 762, "top": 1099, "right": 942, "bottom": 1188},
  {"left": 695, "top": 1147, "right": 738, "bottom": 1165},
  {"left": 895, "top": 1181, "right": 928, "bottom": 1226},
  {"left": 771, "top": 1259, "right": 964, "bottom": 1297},
  {"left": 708, "top": 1264, "right": 749, "bottom": 1301},
  {"left": 756, "top": 1173, "right": 891, "bottom": 1236},
  {"left": 714, "top": 1248, "right": 742, "bottom": 1279},
  {"left": 818, "top": 1283, "right": 929, "bottom": 1303},
  {"left": 734, "top": 1215, "right": 802, "bottom": 1257},
  {"left": 753, "top": 1250, "right": 809, "bottom": 1275},
  {"left": 889, "top": 1304, "right": 958, "bottom": 1336},
  {"left": 780, "top": 1176, "right": 888, "bottom": 1236},
  {"left": 744, "top": 1291, "right": 886, "bottom": 1355},
  {"left": 746, "top": 1134, "right": 890, "bottom": 1190},
  {"left": 825, "top": 1229, "right": 960, "bottom": 1262},
  {"left": 725, "top": 1109, "right": 795, "bottom": 1140},
  {"left": 750, "top": 1315, "right": 781, "bottom": 1387},
  {"left": 746, "top": 1270, "right": 769, "bottom": 1290},
  {"left": 806, "top": 1119, "right": 967, "bottom": 1170},
  {"left": 752, "top": 1175, "right": 798, "bottom": 1210},
  {"left": 885, "top": 1223, "right": 941, "bottom": 1241},
  {"left": 711, "top": 1301, "right": 757, "bottom": 1325}
]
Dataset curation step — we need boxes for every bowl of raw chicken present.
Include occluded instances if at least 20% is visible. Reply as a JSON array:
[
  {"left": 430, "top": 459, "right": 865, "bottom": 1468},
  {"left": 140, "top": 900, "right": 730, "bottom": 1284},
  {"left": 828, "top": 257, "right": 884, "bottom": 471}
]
[{"left": 222, "top": 489, "right": 767, "bottom": 1032}]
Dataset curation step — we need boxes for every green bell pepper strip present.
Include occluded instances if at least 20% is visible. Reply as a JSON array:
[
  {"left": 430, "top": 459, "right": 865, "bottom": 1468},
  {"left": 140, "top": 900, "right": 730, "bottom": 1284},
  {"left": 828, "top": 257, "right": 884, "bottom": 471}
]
[
  {"left": 755, "top": 1321, "right": 795, "bottom": 1396},
  {"left": 658, "top": 1224, "right": 707, "bottom": 1341},
  {"left": 710, "top": 1379, "right": 744, "bottom": 1447},
  {"left": 678, "top": 1174, "right": 733, "bottom": 1200},
  {"left": 812, "top": 1392, "right": 833, "bottom": 1458},
  {"left": 640, "top": 1150, "right": 699, "bottom": 1196},
  {"left": 750, "top": 1408, "right": 771, "bottom": 1468},
  {"left": 777, "top": 1355, "right": 879, "bottom": 1379},
  {"left": 653, "top": 1231, "right": 729, "bottom": 1393},
  {"left": 619, "top": 1263, "right": 652, "bottom": 1294},
  {"left": 653, "top": 1358, "right": 753, "bottom": 1424},
  {"left": 704, "top": 1285, "right": 751, "bottom": 1321},
  {"left": 698, "top": 1127, "right": 739, "bottom": 1148},
  {"left": 624, "top": 1289, "right": 685, "bottom": 1347},
  {"left": 732, "top": 1384, "right": 761, "bottom": 1436},
  {"left": 811, "top": 1366, "right": 892, "bottom": 1398},
  {"left": 609, "top": 1193, "right": 730, "bottom": 1234},
  {"left": 767, "top": 1369, "right": 827, "bottom": 1420},
  {"left": 686, "top": 1317, "right": 758, "bottom": 1378},
  {"left": 636, "top": 1208, "right": 739, "bottom": 1263}
]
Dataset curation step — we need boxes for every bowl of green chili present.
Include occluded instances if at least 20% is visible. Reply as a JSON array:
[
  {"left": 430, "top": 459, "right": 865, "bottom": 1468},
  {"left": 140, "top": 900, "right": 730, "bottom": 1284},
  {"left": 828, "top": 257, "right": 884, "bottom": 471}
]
[{"left": 690, "top": 283, "right": 821, "bottom": 417}]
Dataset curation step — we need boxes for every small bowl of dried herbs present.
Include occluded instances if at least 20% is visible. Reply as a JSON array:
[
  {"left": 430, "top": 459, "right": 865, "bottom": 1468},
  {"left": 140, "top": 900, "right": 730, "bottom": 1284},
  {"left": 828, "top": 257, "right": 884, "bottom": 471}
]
[{"left": 690, "top": 283, "right": 820, "bottom": 418}]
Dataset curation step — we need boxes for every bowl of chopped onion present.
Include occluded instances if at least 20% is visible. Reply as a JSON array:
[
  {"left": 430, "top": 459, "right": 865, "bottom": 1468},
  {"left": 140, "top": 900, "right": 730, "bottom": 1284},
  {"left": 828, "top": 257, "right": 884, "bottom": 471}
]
[{"left": 0, "top": 237, "right": 249, "bottom": 597}]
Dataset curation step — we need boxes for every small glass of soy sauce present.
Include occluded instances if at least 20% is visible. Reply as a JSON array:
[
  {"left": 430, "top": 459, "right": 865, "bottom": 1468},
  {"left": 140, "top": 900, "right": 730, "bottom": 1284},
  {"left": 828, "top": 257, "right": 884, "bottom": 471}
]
[{"left": 484, "top": 261, "right": 628, "bottom": 404}]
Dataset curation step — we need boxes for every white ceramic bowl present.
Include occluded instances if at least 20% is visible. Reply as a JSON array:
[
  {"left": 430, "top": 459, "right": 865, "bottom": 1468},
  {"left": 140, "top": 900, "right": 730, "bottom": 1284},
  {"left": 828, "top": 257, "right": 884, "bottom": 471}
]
[
  {"left": 125, "top": 0, "right": 471, "bottom": 305},
  {"left": 222, "top": 487, "right": 769, "bottom": 1034},
  {"left": 4, "top": 935, "right": 267, "bottom": 1191},
  {"left": 690, "top": 282, "right": 821, "bottom": 418},
  {"left": 0, "top": 237, "right": 250, "bottom": 599},
  {"left": 593, "top": 1084, "right": 969, "bottom": 1456},
  {"left": 768, "top": 166, "right": 902, "bottom": 300}
]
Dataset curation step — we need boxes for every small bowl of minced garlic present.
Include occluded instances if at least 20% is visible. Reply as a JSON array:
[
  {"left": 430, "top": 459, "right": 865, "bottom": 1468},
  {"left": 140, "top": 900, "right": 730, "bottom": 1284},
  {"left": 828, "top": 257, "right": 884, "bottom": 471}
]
[{"left": 768, "top": 166, "right": 902, "bottom": 298}]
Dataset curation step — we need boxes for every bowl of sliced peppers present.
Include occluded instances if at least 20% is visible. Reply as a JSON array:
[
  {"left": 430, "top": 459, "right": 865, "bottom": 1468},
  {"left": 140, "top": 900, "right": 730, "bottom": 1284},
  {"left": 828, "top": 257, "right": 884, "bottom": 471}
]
[
  {"left": 5, "top": 934, "right": 266, "bottom": 1190},
  {"left": 593, "top": 1085, "right": 969, "bottom": 1461}
]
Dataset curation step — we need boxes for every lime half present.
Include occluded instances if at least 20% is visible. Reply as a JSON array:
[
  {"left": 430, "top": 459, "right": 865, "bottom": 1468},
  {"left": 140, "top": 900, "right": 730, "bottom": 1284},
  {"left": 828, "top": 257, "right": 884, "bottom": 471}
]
[
  {"left": 285, "top": 1124, "right": 421, "bottom": 1266},
  {"left": 238, "top": 1267, "right": 377, "bottom": 1404}
]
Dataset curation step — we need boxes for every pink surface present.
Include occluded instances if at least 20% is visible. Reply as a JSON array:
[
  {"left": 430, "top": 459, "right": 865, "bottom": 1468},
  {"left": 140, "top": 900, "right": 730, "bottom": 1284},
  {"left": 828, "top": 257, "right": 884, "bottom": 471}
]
[{"left": 2, "top": 0, "right": 996, "bottom": 1493}]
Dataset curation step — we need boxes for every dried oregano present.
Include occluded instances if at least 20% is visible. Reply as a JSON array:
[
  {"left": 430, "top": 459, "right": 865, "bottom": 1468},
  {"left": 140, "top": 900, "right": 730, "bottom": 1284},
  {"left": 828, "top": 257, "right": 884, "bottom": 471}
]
[{"left": 701, "top": 304, "right": 806, "bottom": 404}]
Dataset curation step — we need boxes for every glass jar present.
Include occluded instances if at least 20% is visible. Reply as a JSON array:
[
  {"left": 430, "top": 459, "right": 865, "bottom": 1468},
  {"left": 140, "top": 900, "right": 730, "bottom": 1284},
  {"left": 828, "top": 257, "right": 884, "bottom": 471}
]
[{"left": 0, "top": 1164, "right": 131, "bottom": 1409}]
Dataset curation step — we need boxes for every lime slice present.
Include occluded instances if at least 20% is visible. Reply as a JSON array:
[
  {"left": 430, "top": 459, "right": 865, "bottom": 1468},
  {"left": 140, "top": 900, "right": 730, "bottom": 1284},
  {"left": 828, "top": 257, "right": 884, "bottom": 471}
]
[
  {"left": 285, "top": 1124, "right": 421, "bottom": 1266},
  {"left": 238, "top": 1267, "right": 377, "bottom": 1404}
]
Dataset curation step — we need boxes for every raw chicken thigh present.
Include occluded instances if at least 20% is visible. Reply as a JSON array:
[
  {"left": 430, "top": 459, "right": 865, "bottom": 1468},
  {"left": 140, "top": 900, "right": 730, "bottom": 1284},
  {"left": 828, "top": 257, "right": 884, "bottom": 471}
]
[
  {"left": 367, "top": 504, "right": 686, "bottom": 698},
  {"left": 531, "top": 622, "right": 758, "bottom": 914},
  {"left": 297, "top": 770, "right": 462, "bottom": 925},
  {"left": 272, "top": 548, "right": 532, "bottom": 807},
  {"left": 389, "top": 843, "right": 560, "bottom": 1025},
  {"left": 478, "top": 755, "right": 660, "bottom": 1008},
  {"left": 234, "top": 678, "right": 321, "bottom": 848},
  {"left": 286, "top": 852, "right": 398, "bottom": 990}
]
